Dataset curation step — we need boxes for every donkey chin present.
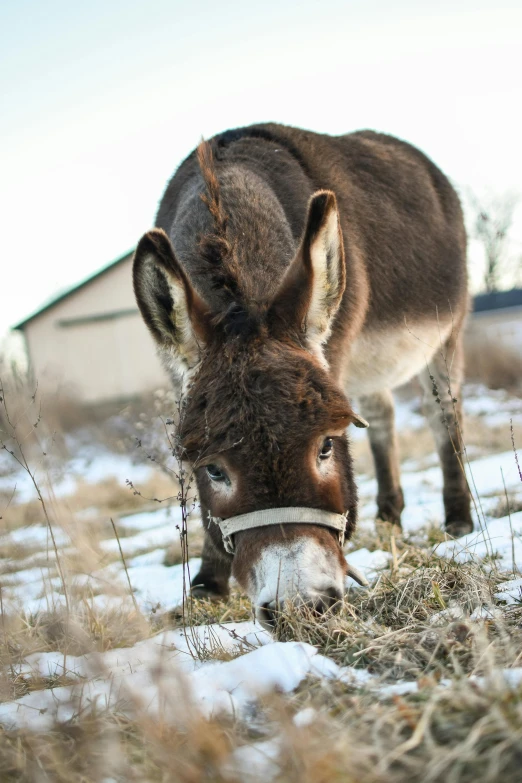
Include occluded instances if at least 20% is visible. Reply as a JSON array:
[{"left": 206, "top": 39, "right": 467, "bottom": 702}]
[{"left": 232, "top": 527, "right": 347, "bottom": 629}]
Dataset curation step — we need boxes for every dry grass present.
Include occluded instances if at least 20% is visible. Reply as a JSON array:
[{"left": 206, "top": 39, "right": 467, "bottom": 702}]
[
  {"left": 0, "top": 476, "right": 177, "bottom": 544},
  {"left": 1, "top": 377, "right": 522, "bottom": 781},
  {"left": 1, "top": 552, "right": 522, "bottom": 782},
  {"left": 0, "top": 604, "right": 154, "bottom": 674},
  {"left": 465, "top": 333, "right": 522, "bottom": 391},
  {"left": 0, "top": 711, "right": 240, "bottom": 783},
  {"left": 168, "top": 588, "right": 254, "bottom": 629},
  {"left": 2, "top": 641, "right": 522, "bottom": 783},
  {"left": 233, "top": 549, "right": 519, "bottom": 678},
  {"left": 488, "top": 494, "right": 522, "bottom": 519},
  {"left": 284, "top": 674, "right": 522, "bottom": 783}
]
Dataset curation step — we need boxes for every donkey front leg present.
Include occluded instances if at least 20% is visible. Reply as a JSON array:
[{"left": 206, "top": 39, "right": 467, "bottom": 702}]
[
  {"left": 359, "top": 389, "right": 405, "bottom": 527},
  {"left": 419, "top": 334, "right": 473, "bottom": 537},
  {"left": 190, "top": 507, "right": 232, "bottom": 599}
]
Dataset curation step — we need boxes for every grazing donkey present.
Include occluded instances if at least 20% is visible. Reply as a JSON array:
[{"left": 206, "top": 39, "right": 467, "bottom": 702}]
[{"left": 133, "top": 124, "right": 472, "bottom": 626}]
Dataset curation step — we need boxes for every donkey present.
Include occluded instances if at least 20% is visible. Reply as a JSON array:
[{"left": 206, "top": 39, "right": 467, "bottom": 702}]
[{"left": 133, "top": 124, "right": 472, "bottom": 627}]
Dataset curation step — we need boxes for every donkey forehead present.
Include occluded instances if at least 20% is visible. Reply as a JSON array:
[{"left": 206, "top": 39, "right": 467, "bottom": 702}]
[
  {"left": 204, "top": 340, "right": 348, "bottom": 405},
  {"left": 182, "top": 342, "right": 352, "bottom": 451}
]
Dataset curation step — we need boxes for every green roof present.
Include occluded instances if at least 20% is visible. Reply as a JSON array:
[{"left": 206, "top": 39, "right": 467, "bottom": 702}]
[{"left": 13, "top": 249, "right": 134, "bottom": 330}]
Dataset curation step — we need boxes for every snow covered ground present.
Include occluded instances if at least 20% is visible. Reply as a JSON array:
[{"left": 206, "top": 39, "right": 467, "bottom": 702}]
[
  {"left": 0, "top": 383, "right": 521, "bottom": 775},
  {"left": 0, "top": 440, "right": 156, "bottom": 507}
]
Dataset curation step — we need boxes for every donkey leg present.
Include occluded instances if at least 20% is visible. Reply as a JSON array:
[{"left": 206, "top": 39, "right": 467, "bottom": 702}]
[
  {"left": 419, "top": 334, "right": 473, "bottom": 537},
  {"left": 190, "top": 510, "right": 231, "bottom": 600},
  {"left": 359, "top": 389, "right": 404, "bottom": 526}
]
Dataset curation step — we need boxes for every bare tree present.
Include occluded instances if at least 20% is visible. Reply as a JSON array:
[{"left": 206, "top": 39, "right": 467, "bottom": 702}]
[{"left": 469, "top": 192, "right": 519, "bottom": 292}]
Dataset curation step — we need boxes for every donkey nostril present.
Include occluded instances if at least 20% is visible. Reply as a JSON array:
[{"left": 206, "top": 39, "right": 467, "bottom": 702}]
[
  {"left": 325, "top": 586, "right": 343, "bottom": 605},
  {"left": 259, "top": 601, "right": 279, "bottom": 628},
  {"left": 312, "top": 586, "right": 343, "bottom": 615}
]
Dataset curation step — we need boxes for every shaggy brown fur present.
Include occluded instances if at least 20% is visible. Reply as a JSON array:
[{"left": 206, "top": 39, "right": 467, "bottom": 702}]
[{"left": 133, "top": 123, "right": 472, "bottom": 607}]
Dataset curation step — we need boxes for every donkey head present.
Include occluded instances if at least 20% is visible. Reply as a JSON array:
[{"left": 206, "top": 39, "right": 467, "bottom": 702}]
[{"left": 133, "top": 186, "right": 367, "bottom": 626}]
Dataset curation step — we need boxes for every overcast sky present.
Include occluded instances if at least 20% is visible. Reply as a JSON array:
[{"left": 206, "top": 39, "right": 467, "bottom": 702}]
[{"left": 1, "top": 0, "right": 521, "bottom": 344}]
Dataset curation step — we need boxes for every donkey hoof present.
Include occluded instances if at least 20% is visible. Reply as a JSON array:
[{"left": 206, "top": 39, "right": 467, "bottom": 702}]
[
  {"left": 190, "top": 587, "right": 224, "bottom": 602},
  {"left": 444, "top": 520, "right": 473, "bottom": 538},
  {"left": 190, "top": 577, "right": 229, "bottom": 602}
]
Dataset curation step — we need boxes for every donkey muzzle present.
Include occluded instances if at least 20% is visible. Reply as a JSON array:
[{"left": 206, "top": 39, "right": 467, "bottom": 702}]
[{"left": 209, "top": 507, "right": 367, "bottom": 629}]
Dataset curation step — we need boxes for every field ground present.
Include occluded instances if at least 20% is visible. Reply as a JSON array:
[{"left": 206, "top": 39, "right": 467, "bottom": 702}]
[{"left": 0, "top": 382, "right": 522, "bottom": 781}]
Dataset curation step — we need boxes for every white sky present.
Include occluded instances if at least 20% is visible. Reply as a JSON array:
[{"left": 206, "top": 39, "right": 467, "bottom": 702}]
[{"left": 1, "top": 0, "right": 521, "bottom": 344}]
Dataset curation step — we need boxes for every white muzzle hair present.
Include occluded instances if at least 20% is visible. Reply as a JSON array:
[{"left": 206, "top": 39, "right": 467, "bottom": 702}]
[{"left": 210, "top": 506, "right": 368, "bottom": 587}]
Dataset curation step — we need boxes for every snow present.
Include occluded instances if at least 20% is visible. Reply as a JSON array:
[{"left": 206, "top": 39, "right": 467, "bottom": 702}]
[
  {"left": 429, "top": 605, "right": 466, "bottom": 625},
  {"left": 0, "top": 449, "right": 155, "bottom": 506},
  {"left": 345, "top": 547, "right": 391, "bottom": 584},
  {"left": 225, "top": 739, "right": 280, "bottom": 782},
  {"left": 0, "top": 614, "right": 385, "bottom": 733},
  {"left": 126, "top": 547, "right": 169, "bottom": 567},
  {"left": 463, "top": 452, "right": 522, "bottom": 497},
  {"left": 1, "top": 383, "right": 522, "bottom": 738},
  {"left": 293, "top": 706, "right": 317, "bottom": 727},
  {"left": 100, "top": 522, "right": 188, "bottom": 557},
  {"left": 0, "top": 565, "right": 53, "bottom": 587},
  {"left": 471, "top": 668, "right": 522, "bottom": 690},
  {"left": 338, "top": 667, "right": 375, "bottom": 687},
  {"left": 378, "top": 680, "right": 421, "bottom": 697},
  {"left": 119, "top": 505, "right": 192, "bottom": 531},
  {"left": 0, "top": 499, "right": 209, "bottom": 616},
  {"left": 0, "top": 630, "right": 332, "bottom": 731},
  {"left": 191, "top": 641, "right": 338, "bottom": 719},
  {"left": 429, "top": 602, "right": 505, "bottom": 625},
  {"left": 0, "top": 523, "right": 70, "bottom": 550},
  {"left": 434, "top": 511, "right": 522, "bottom": 570},
  {"left": 123, "top": 558, "right": 203, "bottom": 612},
  {"left": 71, "top": 557, "right": 204, "bottom": 616},
  {"left": 220, "top": 663, "right": 522, "bottom": 779},
  {"left": 393, "top": 395, "right": 426, "bottom": 431},
  {"left": 464, "top": 384, "right": 522, "bottom": 427},
  {"left": 14, "top": 622, "right": 271, "bottom": 681},
  {"left": 495, "top": 577, "right": 522, "bottom": 605},
  {"left": 357, "top": 446, "right": 522, "bottom": 539},
  {"left": 470, "top": 605, "right": 503, "bottom": 620}
]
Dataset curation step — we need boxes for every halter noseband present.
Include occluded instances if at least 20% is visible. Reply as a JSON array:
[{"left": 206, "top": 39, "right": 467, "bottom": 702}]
[
  {"left": 210, "top": 506, "right": 347, "bottom": 555},
  {"left": 208, "top": 506, "right": 369, "bottom": 587}
]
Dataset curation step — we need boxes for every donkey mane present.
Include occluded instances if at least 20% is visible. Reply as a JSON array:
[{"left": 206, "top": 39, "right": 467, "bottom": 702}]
[
  {"left": 196, "top": 140, "right": 228, "bottom": 235},
  {"left": 195, "top": 139, "right": 265, "bottom": 338}
]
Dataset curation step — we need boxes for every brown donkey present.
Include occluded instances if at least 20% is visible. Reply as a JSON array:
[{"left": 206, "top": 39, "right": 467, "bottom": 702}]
[{"left": 133, "top": 124, "right": 472, "bottom": 626}]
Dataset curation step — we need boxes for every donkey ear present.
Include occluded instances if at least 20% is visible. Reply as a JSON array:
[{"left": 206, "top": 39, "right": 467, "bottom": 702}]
[
  {"left": 269, "top": 191, "right": 345, "bottom": 359},
  {"left": 133, "top": 229, "right": 210, "bottom": 384},
  {"left": 350, "top": 411, "right": 369, "bottom": 429}
]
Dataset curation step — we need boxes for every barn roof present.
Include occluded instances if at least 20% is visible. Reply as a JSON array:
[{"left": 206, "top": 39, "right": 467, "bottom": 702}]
[
  {"left": 13, "top": 249, "right": 134, "bottom": 330},
  {"left": 14, "top": 253, "right": 522, "bottom": 330},
  {"left": 473, "top": 288, "right": 522, "bottom": 314}
]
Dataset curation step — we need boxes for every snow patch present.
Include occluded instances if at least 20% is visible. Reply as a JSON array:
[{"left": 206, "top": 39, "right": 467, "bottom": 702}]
[
  {"left": 345, "top": 548, "right": 391, "bottom": 585},
  {"left": 434, "top": 511, "right": 522, "bottom": 570},
  {"left": 0, "top": 630, "right": 326, "bottom": 731},
  {"left": 495, "top": 577, "right": 522, "bottom": 605}
]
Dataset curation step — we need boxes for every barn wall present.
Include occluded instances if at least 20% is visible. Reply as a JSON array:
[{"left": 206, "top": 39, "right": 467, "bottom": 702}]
[{"left": 23, "top": 258, "right": 167, "bottom": 403}]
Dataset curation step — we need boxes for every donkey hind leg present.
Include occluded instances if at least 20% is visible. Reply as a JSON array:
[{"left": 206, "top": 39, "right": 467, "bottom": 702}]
[
  {"left": 190, "top": 528, "right": 231, "bottom": 600},
  {"left": 419, "top": 333, "right": 473, "bottom": 537},
  {"left": 359, "top": 389, "right": 405, "bottom": 527}
]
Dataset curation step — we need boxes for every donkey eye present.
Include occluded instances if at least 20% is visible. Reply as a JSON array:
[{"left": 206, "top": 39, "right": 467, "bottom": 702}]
[
  {"left": 206, "top": 464, "right": 227, "bottom": 482},
  {"left": 319, "top": 437, "right": 334, "bottom": 459}
]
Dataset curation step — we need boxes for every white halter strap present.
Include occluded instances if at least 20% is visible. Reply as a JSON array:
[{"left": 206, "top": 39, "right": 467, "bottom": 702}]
[{"left": 210, "top": 506, "right": 347, "bottom": 555}]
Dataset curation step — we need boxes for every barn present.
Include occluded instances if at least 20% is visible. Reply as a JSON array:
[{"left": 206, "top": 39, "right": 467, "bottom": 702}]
[
  {"left": 14, "top": 252, "right": 166, "bottom": 404},
  {"left": 15, "top": 245, "right": 522, "bottom": 407}
]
